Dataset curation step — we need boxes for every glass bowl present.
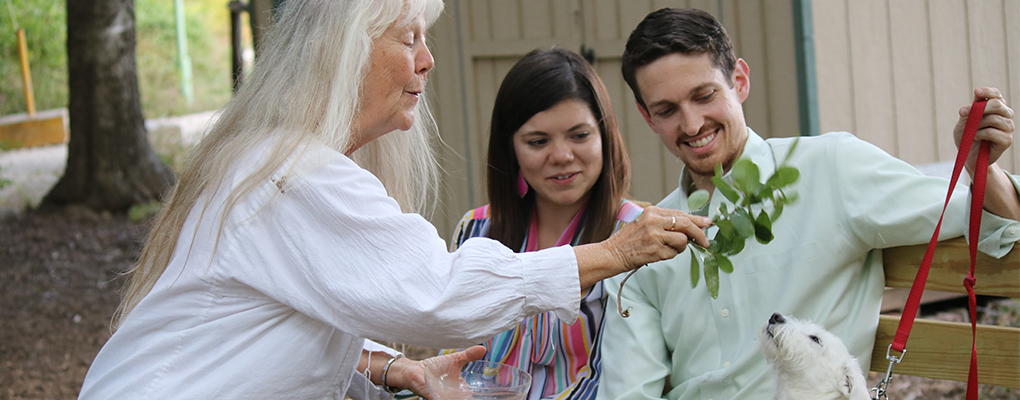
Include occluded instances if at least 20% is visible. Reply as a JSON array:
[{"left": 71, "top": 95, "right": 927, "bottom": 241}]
[{"left": 424, "top": 359, "right": 531, "bottom": 400}]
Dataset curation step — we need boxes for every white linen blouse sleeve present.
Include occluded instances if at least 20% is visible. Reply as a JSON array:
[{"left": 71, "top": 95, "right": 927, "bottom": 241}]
[{"left": 218, "top": 146, "right": 581, "bottom": 349}]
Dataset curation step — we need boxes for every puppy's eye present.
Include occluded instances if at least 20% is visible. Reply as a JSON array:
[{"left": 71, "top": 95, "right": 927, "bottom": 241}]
[{"left": 809, "top": 335, "right": 821, "bottom": 344}]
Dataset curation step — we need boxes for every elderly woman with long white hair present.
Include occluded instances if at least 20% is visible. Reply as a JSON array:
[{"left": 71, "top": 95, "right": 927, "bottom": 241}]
[{"left": 77, "top": 1, "right": 710, "bottom": 399}]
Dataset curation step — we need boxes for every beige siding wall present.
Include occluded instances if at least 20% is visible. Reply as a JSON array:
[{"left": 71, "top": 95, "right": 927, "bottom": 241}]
[
  {"left": 428, "top": 0, "right": 799, "bottom": 239},
  {"left": 812, "top": 0, "right": 1020, "bottom": 169}
]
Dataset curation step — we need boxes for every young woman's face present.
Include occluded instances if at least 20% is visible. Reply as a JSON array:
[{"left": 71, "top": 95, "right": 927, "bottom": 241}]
[
  {"left": 513, "top": 99, "right": 604, "bottom": 212},
  {"left": 350, "top": 17, "right": 434, "bottom": 154}
]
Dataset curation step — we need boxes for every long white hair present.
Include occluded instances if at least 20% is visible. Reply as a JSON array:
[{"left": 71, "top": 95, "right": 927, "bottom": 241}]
[{"left": 114, "top": 0, "right": 445, "bottom": 328}]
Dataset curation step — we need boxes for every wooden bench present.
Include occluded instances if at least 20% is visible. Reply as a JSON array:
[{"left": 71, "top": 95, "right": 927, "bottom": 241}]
[{"left": 871, "top": 237, "right": 1020, "bottom": 388}]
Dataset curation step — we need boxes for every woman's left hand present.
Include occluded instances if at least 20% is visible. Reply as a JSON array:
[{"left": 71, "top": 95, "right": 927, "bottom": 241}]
[{"left": 388, "top": 345, "right": 487, "bottom": 400}]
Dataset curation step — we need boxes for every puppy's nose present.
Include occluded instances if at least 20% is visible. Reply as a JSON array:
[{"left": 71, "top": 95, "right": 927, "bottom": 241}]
[{"left": 769, "top": 313, "right": 785, "bottom": 324}]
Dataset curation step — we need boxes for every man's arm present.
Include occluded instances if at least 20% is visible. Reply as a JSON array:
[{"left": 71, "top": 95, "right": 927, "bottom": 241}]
[
  {"left": 955, "top": 87, "right": 1019, "bottom": 220},
  {"left": 597, "top": 272, "right": 673, "bottom": 400}
]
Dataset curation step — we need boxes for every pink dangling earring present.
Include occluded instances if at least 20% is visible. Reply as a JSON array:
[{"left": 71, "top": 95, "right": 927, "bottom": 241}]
[{"left": 517, "top": 172, "right": 529, "bottom": 197}]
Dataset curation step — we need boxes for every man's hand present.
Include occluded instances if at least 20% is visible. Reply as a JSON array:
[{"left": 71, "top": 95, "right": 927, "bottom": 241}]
[
  {"left": 954, "top": 86, "right": 1020, "bottom": 220},
  {"left": 954, "top": 87, "right": 1015, "bottom": 173}
]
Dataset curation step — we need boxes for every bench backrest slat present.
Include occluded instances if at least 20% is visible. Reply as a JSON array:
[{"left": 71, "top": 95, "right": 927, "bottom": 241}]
[{"left": 874, "top": 237, "right": 1020, "bottom": 388}]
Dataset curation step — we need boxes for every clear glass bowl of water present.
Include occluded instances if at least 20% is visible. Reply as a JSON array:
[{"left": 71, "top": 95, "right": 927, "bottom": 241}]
[{"left": 424, "top": 359, "right": 531, "bottom": 400}]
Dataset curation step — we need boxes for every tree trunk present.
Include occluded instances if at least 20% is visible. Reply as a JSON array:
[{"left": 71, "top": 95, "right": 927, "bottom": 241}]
[{"left": 43, "top": 0, "right": 175, "bottom": 212}]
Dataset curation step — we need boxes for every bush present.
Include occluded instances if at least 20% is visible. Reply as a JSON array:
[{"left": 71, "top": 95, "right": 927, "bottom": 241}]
[
  {"left": 0, "top": 0, "right": 67, "bottom": 115},
  {"left": 0, "top": 0, "right": 240, "bottom": 118}
]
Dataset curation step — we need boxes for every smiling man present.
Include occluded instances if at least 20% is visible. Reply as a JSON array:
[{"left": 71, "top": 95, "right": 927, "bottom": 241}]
[{"left": 597, "top": 8, "right": 1020, "bottom": 400}]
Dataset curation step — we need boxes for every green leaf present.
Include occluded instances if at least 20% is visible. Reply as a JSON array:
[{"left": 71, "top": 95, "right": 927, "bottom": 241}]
[
  {"left": 708, "top": 231, "right": 726, "bottom": 253},
  {"left": 712, "top": 176, "right": 741, "bottom": 203},
  {"left": 772, "top": 200, "right": 785, "bottom": 221},
  {"left": 782, "top": 138, "right": 801, "bottom": 165},
  {"left": 690, "top": 250, "right": 701, "bottom": 288},
  {"left": 723, "top": 234, "right": 745, "bottom": 256},
  {"left": 715, "top": 219, "right": 736, "bottom": 239},
  {"left": 705, "top": 254, "right": 720, "bottom": 299},
  {"left": 754, "top": 209, "right": 774, "bottom": 244},
  {"left": 717, "top": 254, "right": 734, "bottom": 273},
  {"left": 766, "top": 166, "right": 801, "bottom": 188},
  {"left": 688, "top": 189, "right": 711, "bottom": 210},
  {"left": 731, "top": 159, "right": 761, "bottom": 195},
  {"left": 731, "top": 208, "right": 755, "bottom": 239}
]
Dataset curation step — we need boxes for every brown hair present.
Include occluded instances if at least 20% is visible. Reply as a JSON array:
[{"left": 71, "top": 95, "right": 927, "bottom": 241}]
[
  {"left": 486, "top": 47, "right": 630, "bottom": 250},
  {"left": 622, "top": 8, "right": 737, "bottom": 110}
]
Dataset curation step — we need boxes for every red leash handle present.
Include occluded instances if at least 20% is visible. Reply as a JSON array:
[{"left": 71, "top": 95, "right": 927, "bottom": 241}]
[{"left": 885, "top": 100, "right": 987, "bottom": 399}]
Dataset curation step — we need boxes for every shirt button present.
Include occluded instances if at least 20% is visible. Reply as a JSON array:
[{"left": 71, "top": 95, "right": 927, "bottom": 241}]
[
  {"left": 721, "top": 309, "right": 730, "bottom": 318},
  {"left": 1010, "top": 228, "right": 1017, "bottom": 235},
  {"left": 723, "top": 361, "right": 730, "bottom": 368}
]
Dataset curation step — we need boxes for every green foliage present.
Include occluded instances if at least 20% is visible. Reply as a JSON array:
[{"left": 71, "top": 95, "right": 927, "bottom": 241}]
[
  {"left": 1, "top": 0, "right": 237, "bottom": 118},
  {"left": 0, "top": 0, "right": 67, "bottom": 115},
  {"left": 135, "top": 0, "right": 235, "bottom": 118},
  {"left": 689, "top": 140, "right": 801, "bottom": 299},
  {"left": 128, "top": 200, "right": 161, "bottom": 222}
]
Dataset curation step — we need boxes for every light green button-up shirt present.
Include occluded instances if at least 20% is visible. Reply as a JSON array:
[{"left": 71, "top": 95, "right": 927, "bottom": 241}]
[{"left": 598, "top": 129, "right": 1020, "bottom": 400}]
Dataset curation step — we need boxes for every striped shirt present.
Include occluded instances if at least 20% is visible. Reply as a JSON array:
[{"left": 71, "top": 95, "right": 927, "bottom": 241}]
[{"left": 444, "top": 200, "right": 643, "bottom": 400}]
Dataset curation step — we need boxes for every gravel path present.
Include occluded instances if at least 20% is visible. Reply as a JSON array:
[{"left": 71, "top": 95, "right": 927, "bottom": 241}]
[{"left": 0, "top": 111, "right": 217, "bottom": 216}]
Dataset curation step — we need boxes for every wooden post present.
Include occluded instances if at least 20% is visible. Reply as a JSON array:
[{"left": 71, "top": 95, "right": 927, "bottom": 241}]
[{"left": 16, "top": 28, "right": 35, "bottom": 117}]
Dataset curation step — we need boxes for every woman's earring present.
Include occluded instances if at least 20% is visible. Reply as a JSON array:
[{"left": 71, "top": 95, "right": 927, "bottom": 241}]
[{"left": 517, "top": 172, "right": 528, "bottom": 197}]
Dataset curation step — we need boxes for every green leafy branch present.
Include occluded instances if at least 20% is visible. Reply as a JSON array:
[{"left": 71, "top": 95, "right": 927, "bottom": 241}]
[
  {"left": 685, "top": 141, "right": 800, "bottom": 299},
  {"left": 617, "top": 140, "right": 800, "bottom": 317}
]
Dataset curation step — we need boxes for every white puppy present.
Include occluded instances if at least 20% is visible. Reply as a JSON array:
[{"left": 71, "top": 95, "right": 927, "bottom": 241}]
[{"left": 758, "top": 313, "right": 871, "bottom": 400}]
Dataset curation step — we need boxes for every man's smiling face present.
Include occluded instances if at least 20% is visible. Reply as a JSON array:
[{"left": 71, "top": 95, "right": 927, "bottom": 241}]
[{"left": 635, "top": 52, "right": 750, "bottom": 179}]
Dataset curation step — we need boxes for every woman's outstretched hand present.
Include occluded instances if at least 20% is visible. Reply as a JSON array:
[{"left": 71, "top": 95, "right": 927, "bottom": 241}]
[
  {"left": 574, "top": 206, "right": 711, "bottom": 288},
  {"left": 388, "top": 345, "right": 487, "bottom": 400}
]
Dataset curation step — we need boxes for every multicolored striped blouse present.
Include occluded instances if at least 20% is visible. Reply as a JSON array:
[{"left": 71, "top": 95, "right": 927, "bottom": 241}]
[{"left": 444, "top": 200, "right": 643, "bottom": 400}]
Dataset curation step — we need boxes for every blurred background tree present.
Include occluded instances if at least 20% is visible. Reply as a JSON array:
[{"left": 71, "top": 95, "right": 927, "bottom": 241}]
[{"left": 1, "top": 0, "right": 243, "bottom": 119}]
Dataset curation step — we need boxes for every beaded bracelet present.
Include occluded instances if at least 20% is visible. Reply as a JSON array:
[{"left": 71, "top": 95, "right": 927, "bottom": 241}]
[{"left": 381, "top": 354, "right": 405, "bottom": 393}]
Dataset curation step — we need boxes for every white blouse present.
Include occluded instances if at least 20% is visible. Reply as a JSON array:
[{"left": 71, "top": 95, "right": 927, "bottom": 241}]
[{"left": 79, "top": 141, "right": 581, "bottom": 399}]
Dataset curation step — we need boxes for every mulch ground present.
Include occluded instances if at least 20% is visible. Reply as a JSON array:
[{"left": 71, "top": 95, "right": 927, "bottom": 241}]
[{"left": 0, "top": 208, "right": 1016, "bottom": 399}]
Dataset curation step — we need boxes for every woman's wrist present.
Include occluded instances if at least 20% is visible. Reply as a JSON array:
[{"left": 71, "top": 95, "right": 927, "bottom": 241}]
[
  {"left": 381, "top": 354, "right": 406, "bottom": 392},
  {"left": 383, "top": 356, "right": 418, "bottom": 392}
]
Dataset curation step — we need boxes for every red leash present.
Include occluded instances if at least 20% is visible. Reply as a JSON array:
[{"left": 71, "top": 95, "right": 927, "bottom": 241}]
[{"left": 872, "top": 100, "right": 988, "bottom": 400}]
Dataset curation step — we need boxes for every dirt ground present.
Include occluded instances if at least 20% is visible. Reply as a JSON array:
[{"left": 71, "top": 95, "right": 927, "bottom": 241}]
[{"left": 0, "top": 208, "right": 1017, "bottom": 399}]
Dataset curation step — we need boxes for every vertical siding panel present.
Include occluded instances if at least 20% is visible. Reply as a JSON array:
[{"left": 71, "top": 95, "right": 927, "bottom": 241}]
[
  {"left": 847, "top": 0, "right": 896, "bottom": 154},
  {"left": 967, "top": 0, "right": 1013, "bottom": 169},
  {"left": 1005, "top": 0, "right": 1020, "bottom": 173},
  {"left": 472, "top": 59, "right": 499, "bottom": 207},
  {"left": 812, "top": 0, "right": 855, "bottom": 134},
  {"left": 600, "top": 59, "right": 666, "bottom": 202},
  {"left": 490, "top": 0, "right": 521, "bottom": 40},
  {"left": 719, "top": 0, "right": 738, "bottom": 44},
  {"left": 888, "top": 0, "right": 937, "bottom": 165},
  {"left": 427, "top": 6, "right": 468, "bottom": 238},
  {"left": 469, "top": 0, "right": 491, "bottom": 41},
  {"left": 592, "top": 0, "right": 620, "bottom": 41},
  {"left": 688, "top": 0, "right": 717, "bottom": 16},
  {"left": 552, "top": 0, "right": 581, "bottom": 44},
  {"left": 762, "top": 0, "right": 798, "bottom": 138},
  {"left": 612, "top": 0, "right": 665, "bottom": 201},
  {"left": 654, "top": 0, "right": 690, "bottom": 11},
  {"left": 622, "top": 79, "right": 671, "bottom": 202},
  {"left": 619, "top": 0, "right": 655, "bottom": 42},
  {"left": 930, "top": 0, "right": 971, "bottom": 162},
  {"left": 736, "top": 0, "right": 770, "bottom": 138},
  {"left": 520, "top": 0, "right": 553, "bottom": 40}
]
